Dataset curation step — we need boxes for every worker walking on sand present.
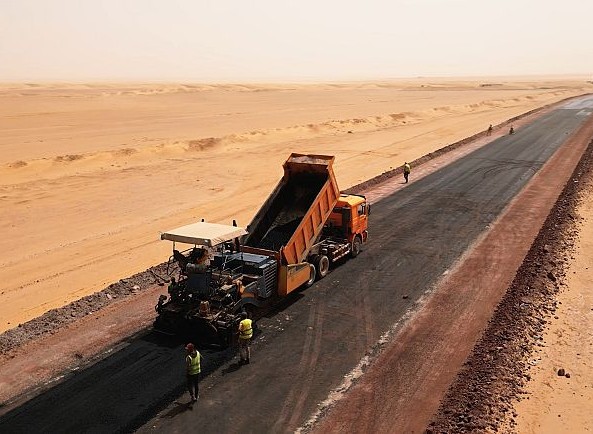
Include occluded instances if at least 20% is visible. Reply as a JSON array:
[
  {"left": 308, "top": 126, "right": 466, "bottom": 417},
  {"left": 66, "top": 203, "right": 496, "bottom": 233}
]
[
  {"left": 403, "top": 162, "right": 411, "bottom": 183},
  {"left": 487, "top": 124, "right": 493, "bottom": 136},
  {"left": 238, "top": 312, "right": 253, "bottom": 365},
  {"left": 185, "top": 343, "right": 201, "bottom": 402}
]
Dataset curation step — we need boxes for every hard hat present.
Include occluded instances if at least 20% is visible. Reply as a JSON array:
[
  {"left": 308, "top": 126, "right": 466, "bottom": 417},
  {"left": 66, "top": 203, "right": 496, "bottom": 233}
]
[{"left": 185, "top": 343, "right": 195, "bottom": 351}]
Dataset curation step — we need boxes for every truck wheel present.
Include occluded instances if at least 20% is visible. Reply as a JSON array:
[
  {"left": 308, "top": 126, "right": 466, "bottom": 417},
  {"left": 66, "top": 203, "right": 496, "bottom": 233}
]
[
  {"left": 351, "top": 236, "right": 362, "bottom": 258},
  {"left": 314, "top": 255, "right": 330, "bottom": 279},
  {"left": 304, "top": 263, "right": 316, "bottom": 288}
]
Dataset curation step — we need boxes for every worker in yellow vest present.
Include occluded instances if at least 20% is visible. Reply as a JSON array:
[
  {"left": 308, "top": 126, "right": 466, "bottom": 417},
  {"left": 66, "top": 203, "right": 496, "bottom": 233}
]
[
  {"left": 403, "top": 162, "right": 411, "bottom": 183},
  {"left": 185, "top": 343, "right": 201, "bottom": 402},
  {"left": 238, "top": 312, "right": 253, "bottom": 365}
]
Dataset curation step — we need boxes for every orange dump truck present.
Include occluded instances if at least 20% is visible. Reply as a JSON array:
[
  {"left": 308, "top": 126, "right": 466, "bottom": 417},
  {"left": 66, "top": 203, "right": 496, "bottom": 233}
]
[
  {"left": 243, "top": 153, "right": 369, "bottom": 294},
  {"left": 155, "top": 153, "right": 370, "bottom": 344}
]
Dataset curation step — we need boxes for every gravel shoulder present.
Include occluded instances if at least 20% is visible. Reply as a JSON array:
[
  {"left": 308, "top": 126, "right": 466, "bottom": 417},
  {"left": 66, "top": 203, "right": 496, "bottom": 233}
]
[
  {"left": 428, "top": 137, "right": 593, "bottom": 433},
  {"left": 510, "top": 157, "right": 593, "bottom": 432}
]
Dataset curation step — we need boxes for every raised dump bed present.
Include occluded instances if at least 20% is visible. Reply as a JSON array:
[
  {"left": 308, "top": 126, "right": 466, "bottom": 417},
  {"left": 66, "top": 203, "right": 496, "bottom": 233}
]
[{"left": 243, "top": 153, "right": 340, "bottom": 264}]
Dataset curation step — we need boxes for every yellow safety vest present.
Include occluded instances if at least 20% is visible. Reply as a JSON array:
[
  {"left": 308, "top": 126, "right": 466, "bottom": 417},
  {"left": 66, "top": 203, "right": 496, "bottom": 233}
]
[
  {"left": 404, "top": 163, "right": 411, "bottom": 173},
  {"left": 187, "top": 351, "right": 201, "bottom": 375},
  {"left": 239, "top": 318, "right": 253, "bottom": 340}
]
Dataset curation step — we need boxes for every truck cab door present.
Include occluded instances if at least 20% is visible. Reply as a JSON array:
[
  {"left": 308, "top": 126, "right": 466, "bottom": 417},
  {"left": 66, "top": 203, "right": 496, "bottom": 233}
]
[{"left": 355, "top": 203, "right": 369, "bottom": 232}]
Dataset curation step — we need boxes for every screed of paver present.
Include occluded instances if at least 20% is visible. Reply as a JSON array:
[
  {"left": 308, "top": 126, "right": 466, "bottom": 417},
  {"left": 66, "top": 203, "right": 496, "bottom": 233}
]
[
  {"left": 510, "top": 187, "right": 593, "bottom": 433},
  {"left": 309, "top": 111, "right": 593, "bottom": 433}
]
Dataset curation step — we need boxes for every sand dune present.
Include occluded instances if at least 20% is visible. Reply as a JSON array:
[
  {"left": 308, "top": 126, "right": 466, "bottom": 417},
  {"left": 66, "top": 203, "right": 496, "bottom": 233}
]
[
  {"left": 2, "top": 93, "right": 577, "bottom": 179},
  {"left": 0, "top": 77, "right": 591, "bottom": 332}
]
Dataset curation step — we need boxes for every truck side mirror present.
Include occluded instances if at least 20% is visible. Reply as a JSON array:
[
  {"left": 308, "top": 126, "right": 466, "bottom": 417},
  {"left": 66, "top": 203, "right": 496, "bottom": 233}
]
[{"left": 367, "top": 204, "right": 371, "bottom": 216}]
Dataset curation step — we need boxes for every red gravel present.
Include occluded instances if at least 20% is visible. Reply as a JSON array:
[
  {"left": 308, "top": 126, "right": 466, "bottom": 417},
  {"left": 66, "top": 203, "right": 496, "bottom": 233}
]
[
  {"left": 0, "top": 262, "right": 175, "bottom": 356},
  {"left": 427, "top": 139, "right": 593, "bottom": 433}
]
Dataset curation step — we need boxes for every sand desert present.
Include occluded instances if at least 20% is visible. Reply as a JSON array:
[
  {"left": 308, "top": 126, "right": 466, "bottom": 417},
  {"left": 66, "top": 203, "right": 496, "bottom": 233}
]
[
  {"left": 2, "top": 77, "right": 593, "bottom": 433},
  {"left": 1, "top": 77, "right": 591, "bottom": 333}
]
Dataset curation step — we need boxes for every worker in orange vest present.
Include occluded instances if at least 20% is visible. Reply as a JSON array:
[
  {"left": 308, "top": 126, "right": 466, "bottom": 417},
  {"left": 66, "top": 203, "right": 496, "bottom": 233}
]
[{"left": 238, "top": 312, "right": 253, "bottom": 365}]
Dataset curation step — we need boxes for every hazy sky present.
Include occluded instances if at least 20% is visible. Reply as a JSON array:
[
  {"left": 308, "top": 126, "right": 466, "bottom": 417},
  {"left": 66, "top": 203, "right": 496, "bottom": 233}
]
[{"left": 1, "top": 0, "right": 592, "bottom": 81}]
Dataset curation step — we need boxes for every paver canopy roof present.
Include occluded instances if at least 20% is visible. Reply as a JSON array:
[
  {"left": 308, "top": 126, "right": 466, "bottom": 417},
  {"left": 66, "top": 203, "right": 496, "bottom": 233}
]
[{"left": 160, "top": 222, "right": 247, "bottom": 246}]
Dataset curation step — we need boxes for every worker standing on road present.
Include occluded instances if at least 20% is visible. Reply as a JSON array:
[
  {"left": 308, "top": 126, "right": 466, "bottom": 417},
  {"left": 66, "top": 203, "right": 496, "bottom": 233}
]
[
  {"left": 403, "top": 162, "right": 411, "bottom": 184},
  {"left": 185, "top": 343, "right": 201, "bottom": 402},
  {"left": 509, "top": 125, "right": 515, "bottom": 135},
  {"left": 238, "top": 312, "right": 253, "bottom": 365},
  {"left": 487, "top": 124, "right": 493, "bottom": 136}
]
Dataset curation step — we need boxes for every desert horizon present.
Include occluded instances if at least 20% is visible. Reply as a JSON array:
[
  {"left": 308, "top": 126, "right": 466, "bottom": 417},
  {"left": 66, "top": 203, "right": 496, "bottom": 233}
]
[{"left": 2, "top": 73, "right": 592, "bottom": 85}]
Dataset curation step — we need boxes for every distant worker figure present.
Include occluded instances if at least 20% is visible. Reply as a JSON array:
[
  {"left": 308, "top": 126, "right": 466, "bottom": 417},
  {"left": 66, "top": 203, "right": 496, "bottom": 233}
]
[
  {"left": 403, "top": 162, "right": 411, "bottom": 184},
  {"left": 487, "top": 124, "right": 493, "bottom": 136},
  {"left": 509, "top": 125, "right": 515, "bottom": 135},
  {"left": 238, "top": 312, "right": 253, "bottom": 365},
  {"left": 185, "top": 343, "right": 201, "bottom": 402}
]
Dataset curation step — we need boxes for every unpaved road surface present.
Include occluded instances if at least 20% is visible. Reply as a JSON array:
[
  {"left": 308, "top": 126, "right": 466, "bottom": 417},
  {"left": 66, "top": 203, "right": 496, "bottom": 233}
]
[{"left": 1, "top": 96, "right": 593, "bottom": 433}]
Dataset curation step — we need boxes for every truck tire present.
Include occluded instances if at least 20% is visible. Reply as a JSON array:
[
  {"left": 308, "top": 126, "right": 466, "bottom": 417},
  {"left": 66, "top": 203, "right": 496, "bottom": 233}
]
[
  {"left": 304, "top": 263, "right": 316, "bottom": 288},
  {"left": 314, "top": 255, "right": 330, "bottom": 279},
  {"left": 351, "top": 236, "right": 362, "bottom": 258}
]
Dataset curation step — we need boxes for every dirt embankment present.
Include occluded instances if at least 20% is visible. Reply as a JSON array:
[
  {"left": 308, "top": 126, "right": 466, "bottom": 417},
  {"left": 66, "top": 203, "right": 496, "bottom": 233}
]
[
  {"left": 0, "top": 262, "right": 172, "bottom": 356},
  {"left": 428, "top": 138, "right": 593, "bottom": 433}
]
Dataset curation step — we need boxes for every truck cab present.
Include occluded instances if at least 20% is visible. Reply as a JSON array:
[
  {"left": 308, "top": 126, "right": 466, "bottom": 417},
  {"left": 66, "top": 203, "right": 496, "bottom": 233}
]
[{"left": 329, "top": 194, "right": 369, "bottom": 241}]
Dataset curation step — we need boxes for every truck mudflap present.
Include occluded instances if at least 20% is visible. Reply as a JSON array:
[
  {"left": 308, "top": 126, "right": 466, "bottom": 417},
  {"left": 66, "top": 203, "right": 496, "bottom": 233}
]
[{"left": 278, "top": 262, "right": 314, "bottom": 296}]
